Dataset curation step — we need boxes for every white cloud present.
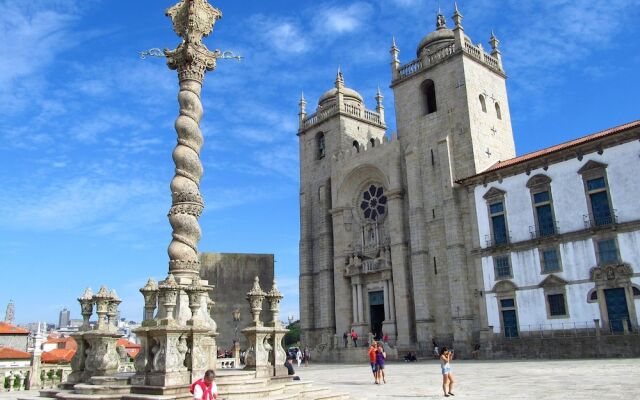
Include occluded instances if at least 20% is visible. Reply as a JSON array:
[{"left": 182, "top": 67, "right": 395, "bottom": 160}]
[
  {"left": 315, "top": 2, "right": 373, "bottom": 35},
  {"left": 252, "top": 16, "right": 309, "bottom": 54}
]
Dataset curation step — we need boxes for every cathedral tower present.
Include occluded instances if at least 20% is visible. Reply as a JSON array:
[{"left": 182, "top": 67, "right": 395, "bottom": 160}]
[
  {"left": 298, "top": 70, "right": 387, "bottom": 346},
  {"left": 389, "top": 6, "right": 516, "bottom": 350}
]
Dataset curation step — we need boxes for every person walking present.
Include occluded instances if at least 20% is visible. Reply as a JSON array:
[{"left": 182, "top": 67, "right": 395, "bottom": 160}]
[
  {"left": 343, "top": 331, "right": 348, "bottom": 348},
  {"left": 296, "top": 348, "right": 302, "bottom": 367},
  {"left": 303, "top": 346, "right": 310, "bottom": 367},
  {"left": 368, "top": 342, "right": 378, "bottom": 384},
  {"left": 375, "top": 342, "right": 386, "bottom": 384},
  {"left": 440, "top": 347, "right": 455, "bottom": 397},
  {"left": 432, "top": 338, "right": 439, "bottom": 359},
  {"left": 190, "top": 369, "right": 218, "bottom": 400},
  {"left": 351, "top": 329, "right": 358, "bottom": 347}
]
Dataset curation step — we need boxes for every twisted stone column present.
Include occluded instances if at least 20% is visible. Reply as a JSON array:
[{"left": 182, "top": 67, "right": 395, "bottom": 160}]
[{"left": 164, "top": 0, "right": 221, "bottom": 280}]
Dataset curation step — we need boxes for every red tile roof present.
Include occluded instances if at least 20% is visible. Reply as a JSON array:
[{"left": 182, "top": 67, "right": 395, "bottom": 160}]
[
  {"left": 0, "top": 322, "right": 29, "bottom": 335},
  {"left": 117, "top": 338, "right": 141, "bottom": 358},
  {"left": 45, "top": 336, "right": 77, "bottom": 350},
  {"left": 41, "top": 348, "right": 75, "bottom": 364},
  {"left": 460, "top": 119, "right": 640, "bottom": 182},
  {"left": 0, "top": 346, "right": 31, "bottom": 360}
]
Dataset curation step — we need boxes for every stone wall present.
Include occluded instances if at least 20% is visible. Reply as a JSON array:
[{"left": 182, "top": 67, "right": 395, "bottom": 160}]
[
  {"left": 199, "top": 252, "right": 274, "bottom": 351},
  {"left": 0, "top": 334, "right": 28, "bottom": 351},
  {"left": 482, "top": 335, "right": 640, "bottom": 359}
]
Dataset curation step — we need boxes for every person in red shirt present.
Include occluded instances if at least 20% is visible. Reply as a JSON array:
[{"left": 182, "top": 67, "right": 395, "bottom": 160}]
[
  {"left": 368, "top": 342, "right": 378, "bottom": 383},
  {"left": 351, "top": 329, "right": 358, "bottom": 347},
  {"left": 190, "top": 369, "right": 218, "bottom": 400}
]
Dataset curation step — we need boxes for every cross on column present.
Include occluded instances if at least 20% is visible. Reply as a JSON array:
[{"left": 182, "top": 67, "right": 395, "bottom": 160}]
[
  {"left": 491, "top": 126, "right": 497, "bottom": 135},
  {"left": 485, "top": 148, "right": 492, "bottom": 158},
  {"left": 490, "top": 94, "right": 496, "bottom": 102}
]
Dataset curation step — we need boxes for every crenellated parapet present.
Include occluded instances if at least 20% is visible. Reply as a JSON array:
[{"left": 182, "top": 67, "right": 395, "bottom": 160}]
[{"left": 332, "top": 132, "right": 400, "bottom": 165}]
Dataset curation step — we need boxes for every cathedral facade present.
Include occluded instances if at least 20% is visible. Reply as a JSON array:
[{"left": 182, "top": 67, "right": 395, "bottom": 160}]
[
  {"left": 298, "top": 8, "right": 513, "bottom": 353},
  {"left": 298, "top": 7, "right": 640, "bottom": 355}
]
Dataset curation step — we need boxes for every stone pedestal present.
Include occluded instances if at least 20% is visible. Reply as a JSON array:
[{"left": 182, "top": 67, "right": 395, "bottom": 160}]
[{"left": 242, "top": 327, "right": 274, "bottom": 378}]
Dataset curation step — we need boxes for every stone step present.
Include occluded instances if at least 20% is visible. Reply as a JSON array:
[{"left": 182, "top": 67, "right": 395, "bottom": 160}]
[
  {"left": 55, "top": 393, "right": 125, "bottom": 400},
  {"left": 218, "top": 382, "right": 286, "bottom": 400},
  {"left": 72, "top": 384, "right": 132, "bottom": 396},
  {"left": 39, "top": 389, "right": 63, "bottom": 398},
  {"left": 213, "top": 370, "right": 257, "bottom": 383},
  {"left": 216, "top": 377, "right": 270, "bottom": 390}
]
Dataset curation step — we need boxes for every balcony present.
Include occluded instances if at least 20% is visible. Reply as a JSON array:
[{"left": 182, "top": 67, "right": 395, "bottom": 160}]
[
  {"left": 529, "top": 221, "right": 559, "bottom": 239},
  {"left": 584, "top": 209, "right": 618, "bottom": 229},
  {"left": 485, "top": 232, "right": 511, "bottom": 248}
]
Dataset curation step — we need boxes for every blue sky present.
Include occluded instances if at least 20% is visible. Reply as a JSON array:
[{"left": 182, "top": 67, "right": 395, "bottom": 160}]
[{"left": 1, "top": 0, "right": 639, "bottom": 326}]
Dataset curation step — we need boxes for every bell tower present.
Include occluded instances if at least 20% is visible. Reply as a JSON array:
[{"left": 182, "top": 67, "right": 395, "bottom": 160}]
[
  {"left": 297, "top": 71, "right": 387, "bottom": 346},
  {"left": 391, "top": 6, "right": 515, "bottom": 180},
  {"left": 388, "top": 6, "right": 516, "bottom": 351}
]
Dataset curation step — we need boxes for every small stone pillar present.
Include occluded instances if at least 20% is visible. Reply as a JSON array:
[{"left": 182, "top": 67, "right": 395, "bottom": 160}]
[
  {"left": 67, "top": 288, "right": 94, "bottom": 385},
  {"left": 28, "top": 322, "right": 44, "bottom": 390},
  {"left": 242, "top": 277, "right": 272, "bottom": 377},
  {"left": 140, "top": 279, "right": 159, "bottom": 325},
  {"left": 594, "top": 319, "right": 601, "bottom": 337},
  {"left": 266, "top": 279, "right": 288, "bottom": 377}
]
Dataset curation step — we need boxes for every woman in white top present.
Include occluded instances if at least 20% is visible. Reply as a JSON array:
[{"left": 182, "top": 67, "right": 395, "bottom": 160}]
[
  {"left": 439, "top": 347, "right": 455, "bottom": 397},
  {"left": 296, "top": 349, "right": 303, "bottom": 367}
]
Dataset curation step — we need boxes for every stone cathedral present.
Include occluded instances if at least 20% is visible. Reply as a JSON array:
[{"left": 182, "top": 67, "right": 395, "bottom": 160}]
[{"left": 298, "top": 8, "right": 515, "bottom": 353}]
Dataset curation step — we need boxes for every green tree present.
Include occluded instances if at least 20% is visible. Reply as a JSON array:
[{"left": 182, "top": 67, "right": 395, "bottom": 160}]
[{"left": 284, "top": 319, "right": 300, "bottom": 347}]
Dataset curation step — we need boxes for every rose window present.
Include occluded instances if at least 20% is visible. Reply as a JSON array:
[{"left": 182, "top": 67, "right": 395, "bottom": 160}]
[{"left": 360, "top": 185, "right": 387, "bottom": 221}]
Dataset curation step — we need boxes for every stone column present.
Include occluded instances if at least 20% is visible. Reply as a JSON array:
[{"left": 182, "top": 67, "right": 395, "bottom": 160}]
[
  {"left": 388, "top": 281, "right": 396, "bottom": 321},
  {"left": 330, "top": 206, "right": 354, "bottom": 340},
  {"left": 386, "top": 153, "right": 413, "bottom": 348},
  {"left": 383, "top": 280, "right": 390, "bottom": 321},
  {"left": 356, "top": 284, "right": 364, "bottom": 323},
  {"left": 405, "top": 146, "right": 433, "bottom": 347},
  {"left": 352, "top": 284, "right": 358, "bottom": 324}
]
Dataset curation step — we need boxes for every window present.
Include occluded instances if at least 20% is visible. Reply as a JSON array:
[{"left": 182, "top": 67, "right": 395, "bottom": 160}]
[
  {"left": 633, "top": 286, "right": 640, "bottom": 298},
  {"left": 494, "top": 255, "right": 512, "bottom": 279},
  {"left": 541, "top": 248, "right": 561, "bottom": 273},
  {"left": 587, "top": 177, "right": 612, "bottom": 225},
  {"left": 527, "top": 175, "right": 555, "bottom": 237},
  {"left": 533, "top": 191, "right": 555, "bottom": 236},
  {"left": 597, "top": 238, "right": 619, "bottom": 264},
  {"left": 547, "top": 294, "right": 567, "bottom": 316},
  {"left": 353, "top": 141, "right": 360, "bottom": 152},
  {"left": 579, "top": 161, "right": 614, "bottom": 227},
  {"left": 500, "top": 298, "right": 514, "bottom": 308},
  {"left": 588, "top": 289, "right": 598, "bottom": 302},
  {"left": 317, "top": 133, "right": 325, "bottom": 159},
  {"left": 490, "top": 201, "right": 508, "bottom": 245},
  {"left": 495, "top": 102, "right": 502, "bottom": 120},
  {"left": 421, "top": 79, "right": 437, "bottom": 115},
  {"left": 360, "top": 184, "right": 387, "bottom": 221},
  {"left": 479, "top": 94, "right": 487, "bottom": 113}
]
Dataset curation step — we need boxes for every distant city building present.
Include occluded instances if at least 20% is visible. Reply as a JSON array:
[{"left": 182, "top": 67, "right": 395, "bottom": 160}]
[
  {"left": 58, "top": 307, "right": 71, "bottom": 329},
  {"left": 4, "top": 300, "right": 15, "bottom": 324}
]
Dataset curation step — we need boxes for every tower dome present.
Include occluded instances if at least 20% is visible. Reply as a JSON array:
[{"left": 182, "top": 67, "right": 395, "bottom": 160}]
[
  {"left": 416, "top": 12, "right": 468, "bottom": 58},
  {"left": 318, "top": 68, "right": 363, "bottom": 108}
]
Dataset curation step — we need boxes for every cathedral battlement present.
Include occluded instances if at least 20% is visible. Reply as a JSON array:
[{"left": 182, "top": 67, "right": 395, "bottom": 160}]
[{"left": 332, "top": 132, "right": 399, "bottom": 164}]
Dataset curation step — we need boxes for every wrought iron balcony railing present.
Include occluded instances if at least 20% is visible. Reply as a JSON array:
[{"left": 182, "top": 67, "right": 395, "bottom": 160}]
[{"left": 584, "top": 209, "right": 618, "bottom": 229}]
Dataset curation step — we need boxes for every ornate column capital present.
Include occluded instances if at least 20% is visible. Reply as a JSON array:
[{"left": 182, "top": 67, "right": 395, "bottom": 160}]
[{"left": 164, "top": 0, "right": 222, "bottom": 83}]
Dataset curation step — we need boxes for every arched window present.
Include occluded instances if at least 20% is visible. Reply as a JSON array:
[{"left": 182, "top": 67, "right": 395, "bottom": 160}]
[
  {"left": 587, "top": 289, "right": 598, "bottom": 303},
  {"left": 633, "top": 286, "right": 640, "bottom": 298},
  {"left": 317, "top": 132, "right": 325, "bottom": 159},
  {"left": 479, "top": 94, "right": 487, "bottom": 113},
  {"left": 421, "top": 79, "right": 437, "bottom": 115},
  {"left": 370, "top": 138, "right": 375, "bottom": 148},
  {"left": 353, "top": 140, "right": 360, "bottom": 153},
  {"left": 495, "top": 102, "right": 502, "bottom": 120}
]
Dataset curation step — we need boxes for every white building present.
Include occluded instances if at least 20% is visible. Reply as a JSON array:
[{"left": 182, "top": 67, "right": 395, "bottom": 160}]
[{"left": 460, "top": 121, "right": 640, "bottom": 337}]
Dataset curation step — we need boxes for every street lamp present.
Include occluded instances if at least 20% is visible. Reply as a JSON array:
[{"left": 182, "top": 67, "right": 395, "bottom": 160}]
[
  {"left": 287, "top": 314, "right": 294, "bottom": 326},
  {"left": 232, "top": 308, "right": 241, "bottom": 343}
]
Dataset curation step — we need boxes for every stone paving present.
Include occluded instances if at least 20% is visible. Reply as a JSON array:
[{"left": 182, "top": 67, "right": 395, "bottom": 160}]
[{"left": 296, "top": 358, "right": 640, "bottom": 400}]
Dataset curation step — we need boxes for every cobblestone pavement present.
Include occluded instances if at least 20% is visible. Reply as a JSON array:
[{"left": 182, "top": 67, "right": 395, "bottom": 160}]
[{"left": 296, "top": 358, "right": 640, "bottom": 400}]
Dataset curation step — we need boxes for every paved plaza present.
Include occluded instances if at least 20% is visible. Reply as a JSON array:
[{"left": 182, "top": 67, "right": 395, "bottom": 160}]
[{"left": 297, "top": 358, "right": 640, "bottom": 400}]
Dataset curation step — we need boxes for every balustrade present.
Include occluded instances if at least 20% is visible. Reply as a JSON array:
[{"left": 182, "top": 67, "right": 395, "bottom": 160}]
[
  {"left": 398, "top": 59, "right": 423, "bottom": 78},
  {"left": 302, "top": 102, "right": 382, "bottom": 129}
]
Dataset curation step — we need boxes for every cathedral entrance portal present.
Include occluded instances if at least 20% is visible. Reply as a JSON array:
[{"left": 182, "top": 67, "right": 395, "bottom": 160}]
[{"left": 369, "top": 291, "right": 385, "bottom": 340}]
